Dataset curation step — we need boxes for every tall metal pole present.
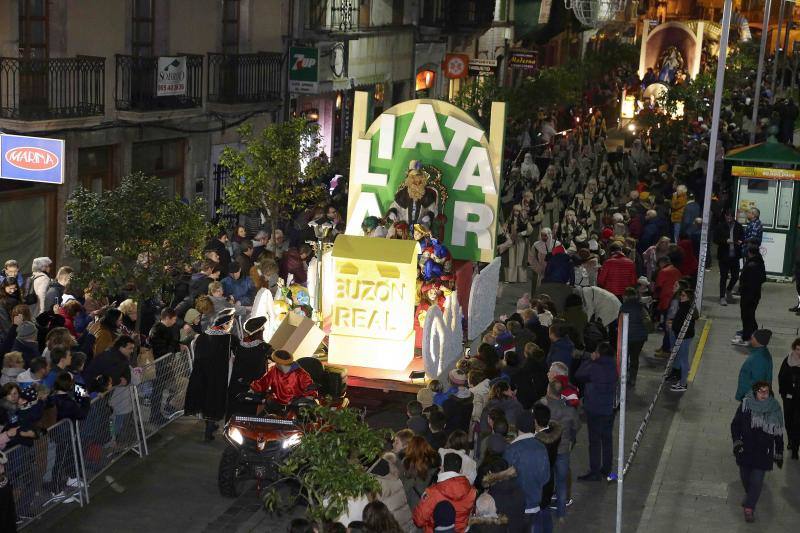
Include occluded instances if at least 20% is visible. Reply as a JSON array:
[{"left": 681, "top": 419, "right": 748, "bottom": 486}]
[
  {"left": 751, "top": 0, "right": 774, "bottom": 144},
  {"left": 696, "top": 0, "right": 734, "bottom": 312},
  {"left": 615, "top": 313, "right": 630, "bottom": 533},
  {"left": 780, "top": 3, "right": 795, "bottom": 88},
  {"left": 772, "top": 0, "right": 787, "bottom": 101}
]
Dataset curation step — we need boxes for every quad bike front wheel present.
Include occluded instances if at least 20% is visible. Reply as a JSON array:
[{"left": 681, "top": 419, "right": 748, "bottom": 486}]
[{"left": 218, "top": 445, "right": 248, "bottom": 497}]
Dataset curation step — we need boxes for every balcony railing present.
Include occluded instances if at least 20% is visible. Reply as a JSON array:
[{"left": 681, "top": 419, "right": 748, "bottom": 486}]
[
  {"left": 0, "top": 56, "right": 105, "bottom": 120},
  {"left": 419, "top": 0, "right": 494, "bottom": 30},
  {"left": 115, "top": 54, "right": 203, "bottom": 112},
  {"left": 207, "top": 52, "right": 283, "bottom": 104},
  {"left": 307, "top": 0, "right": 361, "bottom": 32}
]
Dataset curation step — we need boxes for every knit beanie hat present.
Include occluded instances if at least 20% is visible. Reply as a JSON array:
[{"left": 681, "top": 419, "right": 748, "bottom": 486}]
[
  {"left": 448, "top": 368, "right": 467, "bottom": 386},
  {"left": 475, "top": 493, "right": 498, "bottom": 517},
  {"left": 753, "top": 329, "right": 772, "bottom": 346},
  {"left": 433, "top": 501, "right": 456, "bottom": 531},
  {"left": 184, "top": 308, "right": 201, "bottom": 325}
]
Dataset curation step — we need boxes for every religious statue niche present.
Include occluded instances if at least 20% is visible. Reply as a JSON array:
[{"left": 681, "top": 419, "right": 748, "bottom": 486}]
[
  {"left": 657, "top": 46, "right": 684, "bottom": 85},
  {"left": 390, "top": 160, "right": 448, "bottom": 228}
]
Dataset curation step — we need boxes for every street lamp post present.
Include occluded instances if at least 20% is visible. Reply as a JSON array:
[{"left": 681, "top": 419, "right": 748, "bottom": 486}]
[
  {"left": 307, "top": 218, "right": 334, "bottom": 328},
  {"left": 751, "top": 0, "right": 773, "bottom": 144}
]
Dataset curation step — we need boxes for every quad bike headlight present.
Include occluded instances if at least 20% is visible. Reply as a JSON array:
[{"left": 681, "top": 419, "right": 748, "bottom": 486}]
[
  {"left": 228, "top": 427, "right": 244, "bottom": 445},
  {"left": 282, "top": 433, "right": 302, "bottom": 449}
]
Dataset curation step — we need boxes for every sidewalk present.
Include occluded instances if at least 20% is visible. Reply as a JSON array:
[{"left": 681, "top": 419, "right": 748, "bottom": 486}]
[{"left": 636, "top": 271, "right": 800, "bottom": 532}]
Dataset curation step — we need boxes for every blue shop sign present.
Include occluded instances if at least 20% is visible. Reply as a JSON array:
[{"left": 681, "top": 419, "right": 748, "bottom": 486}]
[{"left": 0, "top": 134, "right": 65, "bottom": 185}]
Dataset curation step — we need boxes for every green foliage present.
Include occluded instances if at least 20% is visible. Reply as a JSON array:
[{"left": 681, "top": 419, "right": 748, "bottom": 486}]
[
  {"left": 219, "top": 117, "right": 329, "bottom": 229},
  {"left": 263, "top": 405, "right": 389, "bottom": 524},
  {"left": 65, "top": 173, "right": 213, "bottom": 306},
  {"left": 449, "top": 76, "right": 506, "bottom": 126},
  {"left": 583, "top": 41, "right": 639, "bottom": 80}
]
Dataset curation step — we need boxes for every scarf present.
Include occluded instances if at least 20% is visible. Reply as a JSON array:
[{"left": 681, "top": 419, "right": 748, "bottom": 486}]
[
  {"left": 788, "top": 351, "right": 800, "bottom": 368},
  {"left": 742, "top": 391, "right": 784, "bottom": 436}
]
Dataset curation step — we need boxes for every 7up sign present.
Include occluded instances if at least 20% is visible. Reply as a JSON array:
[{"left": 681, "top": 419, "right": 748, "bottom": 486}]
[
  {"left": 346, "top": 94, "right": 506, "bottom": 262},
  {"left": 289, "top": 46, "right": 319, "bottom": 94}
]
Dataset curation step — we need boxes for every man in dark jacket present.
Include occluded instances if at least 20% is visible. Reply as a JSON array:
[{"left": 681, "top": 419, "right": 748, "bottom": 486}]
[
  {"left": 43, "top": 266, "right": 73, "bottom": 312},
  {"left": 714, "top": 210, "right": 743, "bottom": 306},
  {"left": 575, "top": 341, "right": 618, "bottom": 481},
  {"left": 619, "top": 287, "right": 649, "bottom": 387},
  {"left": 481, "top": 459, "right": 526, "bottom": 533},
  {"left": 205, "top": 229, "right": 232, "bottom": 278},
  {"left": 188, "top": 261, "right": 220, "bottom": 301},
  {"left": 84, "top": 335, "right": 135, "bottom": 387},
  {"left": 147, "top": 308, "right": 183, "bottom": 424},
  {"left": 636, "top": 210, "right": 662, "bottom": 255},
  {"left": 12, "top": 321, "right": 40, "bottom": 367},
  {"left": 734, "top": 245, "right": 766, "bottom": 346},
  {"left": 546, "top": 323, "right": 574, "bottom": 369},
  {"left": 533, "top": 404, "right": 561, "bottom": 531},
  {"left": 503, "top": 410, "right": 550, "bottom": 531}
]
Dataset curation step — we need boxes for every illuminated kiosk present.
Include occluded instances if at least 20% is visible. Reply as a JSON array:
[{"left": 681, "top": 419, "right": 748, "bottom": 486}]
[
  {"left": 327, "top": 235, "right": 420, "bottom": 371},
  {"left": 725, "top": 139, "right": 800, "bottom": 276}
]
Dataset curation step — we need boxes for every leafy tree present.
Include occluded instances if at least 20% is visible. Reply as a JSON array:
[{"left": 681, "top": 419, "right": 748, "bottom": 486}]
[
  {"left": 219, "top": 117, "right": 329, "bottom": 246},
  {"left": 65, "top": 173, "right": 213, "bottom": 337},
  {"left": 263, "top": 405, "right": 389, "bottom": 525},
  {"left": 449, "top": 76, "right": 506, "bottom": 126}
]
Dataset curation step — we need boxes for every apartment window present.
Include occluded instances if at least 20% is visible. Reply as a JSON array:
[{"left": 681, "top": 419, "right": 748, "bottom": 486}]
[
  {"left": 222, "top": 0, "right": 240, "bottom": 54},
  {"left": 132, "top": 139, "right": 186, "bottom": 198},
  {"left": 79, "top": 146, "right": 116, "bottom": 193},
  {"left": 132, "top": 0, "right": 155, "bottom": 57},
  {"left": 18, "top": 0, "right": 48, "bottom": 58}
]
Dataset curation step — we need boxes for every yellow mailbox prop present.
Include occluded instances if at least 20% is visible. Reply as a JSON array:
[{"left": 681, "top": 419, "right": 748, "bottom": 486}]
[{"left": 327, "top": 235, "right": 420, "bottom": 370}]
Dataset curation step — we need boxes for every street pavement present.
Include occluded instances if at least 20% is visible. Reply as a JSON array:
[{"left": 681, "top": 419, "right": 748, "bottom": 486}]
[{"left": 25, "top": 270, "right": 800, "bottom": 532}]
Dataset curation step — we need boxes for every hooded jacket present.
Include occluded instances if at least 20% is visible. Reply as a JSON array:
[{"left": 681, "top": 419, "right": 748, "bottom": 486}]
[
  {"left": 598, "top": 252, "right": 637, "bottom": 297},
  {"left": 503, "top": 434, "right": 550, "bottom": 513},
  {"left": 736, "top": 346, "right": 773, "bottom": 402},
  {"left": 412, "top": 472, "right": 477, "bottom": 533},
  {"left": 546, "top": 337, "right": 574, "bottom": 369},
  {"left": 249, "top": 363, "right": 317, "bottom": 405},
  {"left": 540, "top": 397, "right": 581, "bottom": 454},
  {"left": 481, "top": 466, "right": 526, "bottom": 533},
  {"left": 575, "top": 355, "right": 618, "bottom": 416},
  {"left": 534, "top": 421, "right": 562, "bottom": 507},
  {"left": 552, "top": 374, "right": 580, "bottom": 408}
]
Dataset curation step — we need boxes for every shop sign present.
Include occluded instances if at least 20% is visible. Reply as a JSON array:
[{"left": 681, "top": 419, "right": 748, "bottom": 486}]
[
  {"left": 443, "top": 54, "right": 469, "bottom": 79},
  {"left": 731, "top": 165, "right": 800, "bottom": 180},
  {"left": 0, "top": 134, "right": 64, "bottom": 185},
  {"left": 508, "top": 50, "right": 538, "bottom": 71},
  {"left": 289, "top": 46, "right": 319, "bottom": 94},
  {"left": 346, "top": 94, "right": 506, "bottom": 262},
  {"left": 468, "top": 58, "right": 497, "bottom": 77},
  {"left": 156, "top": 56, "right": 187, "bottom": 96}
]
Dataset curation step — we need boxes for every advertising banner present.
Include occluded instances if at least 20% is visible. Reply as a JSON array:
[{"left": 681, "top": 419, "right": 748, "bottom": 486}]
[
  {"left": 443, "top": 54, "right": 469, "bottom": 79},
  {"left": 289, "top": 46, "right": 319, "bottom": 94},
  {"left": 509, "top": 50, "right": 538, "bottom": 71},
  {"left": 468, "top": 58, "right": 497, "bottom": 77},
  {"left": 156, "top": 56, "right": 187, "bottom": 96},
  {"left": 0, "top": 134, "right": 65, "bottom": 185},
  {"left": 345, "top": 94, "right": 506, "bottom": 262}
]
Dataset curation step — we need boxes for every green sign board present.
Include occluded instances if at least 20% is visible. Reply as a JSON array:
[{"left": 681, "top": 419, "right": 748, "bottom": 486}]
[
  {"left": 289, "top": 46, "right": 319, "bottom": 94},
  {"left": 346, "top": 96, "right": 506, "bottom": 263}
]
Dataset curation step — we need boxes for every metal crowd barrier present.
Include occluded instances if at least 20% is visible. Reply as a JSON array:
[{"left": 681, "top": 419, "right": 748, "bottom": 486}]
[
  {"left": 7, "top": 351, "right": 191, "bottom": 528},
  {"left": 131, "top": 350, "right": 193, "bottom": 456},
  {"left": 6, "top": 418, "right": 86, "bottom": 529}
]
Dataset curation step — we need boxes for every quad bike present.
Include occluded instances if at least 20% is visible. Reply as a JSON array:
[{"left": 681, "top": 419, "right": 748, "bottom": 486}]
[{"left": 217, "top": 357, "right": 348, "bottom": 497}]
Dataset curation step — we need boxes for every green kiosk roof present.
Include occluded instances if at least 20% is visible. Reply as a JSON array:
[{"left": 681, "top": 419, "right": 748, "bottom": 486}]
[{"left": 725, "top": 139, "right": 800, "bottom": 165}]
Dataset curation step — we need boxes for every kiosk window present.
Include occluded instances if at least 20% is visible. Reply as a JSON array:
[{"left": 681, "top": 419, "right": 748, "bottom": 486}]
[
  {"left": 737, "top": 178, "right": 777, "bottom": 228},
  {"left": 776, "top": 181, "right": 794, "bottom": 229}
]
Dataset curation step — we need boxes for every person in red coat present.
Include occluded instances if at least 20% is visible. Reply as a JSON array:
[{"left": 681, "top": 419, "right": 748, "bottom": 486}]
[
  {"left": 249, "top": 349, "right": 317, "bottom": 405},
  {"left": 597, "top": 243, "right": 637, "bottom": 297},
  {"left": 413, "top": 452, "right": 477, "bottom": 533},
  {"left": 654, "top": 257, "right": 682, "bottom": 314},
  {"left": 677, "top": 235, "right": 698, "bottom": 277}
]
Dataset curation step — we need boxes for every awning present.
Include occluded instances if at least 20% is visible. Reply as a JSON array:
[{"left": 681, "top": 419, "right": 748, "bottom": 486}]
[{"left": 725, "top": 138, "right": 800, "bottom": 166}]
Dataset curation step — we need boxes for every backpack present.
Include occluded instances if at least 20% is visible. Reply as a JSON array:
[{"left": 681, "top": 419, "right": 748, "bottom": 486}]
[
  {"left": 22, "top": 274, "right": 39, "bottom": 306},
  {"left": 583, "top": 317, "right": 607, "bottom": 353}
]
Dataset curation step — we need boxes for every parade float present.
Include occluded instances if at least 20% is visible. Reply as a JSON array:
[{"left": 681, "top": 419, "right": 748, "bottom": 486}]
[{"left": 252, "top": 92, "right": 506, "bottom": 390}]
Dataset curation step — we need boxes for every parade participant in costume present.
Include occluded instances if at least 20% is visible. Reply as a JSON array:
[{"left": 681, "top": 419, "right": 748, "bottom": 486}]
[
  {"left": 392, "top": 161, "right": 439, "bottom": 226},
  {"left": 249, "top": 349, "right": 317, "bottom": 407},
  {"left": 500, "top": 204, "right": 533, "bottom": 283},
  {"left": 415, "top": 282, "right": 448, "bottom": 349},
  {"left": 362, "top": 216, "right": 388, "bottom": 238},
  {"left": 388, "top": 221, "right": 411, "bottom": 240},
  {"left": 419, "top": 238, "right": 454, "bottom": 284},
  {"left": 520, "top": 153, "right": 540, "bottom": 183},
  {"left": 227, "top": 316, "right": 273, "bottom": 418},
  {"left": 184, "top": 308, "right": 238, "bottom": 441},
  {"left": 556, "top": 209, "right": 587, "bottom": 251},
  {"left": 529, "top": 228, "right": 560, "bottom": 294}
]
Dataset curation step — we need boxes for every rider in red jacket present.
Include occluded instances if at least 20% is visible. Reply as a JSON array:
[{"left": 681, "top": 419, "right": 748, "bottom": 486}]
[{"left": 249, "top": 350, "right": 317, "bottom": 405}]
